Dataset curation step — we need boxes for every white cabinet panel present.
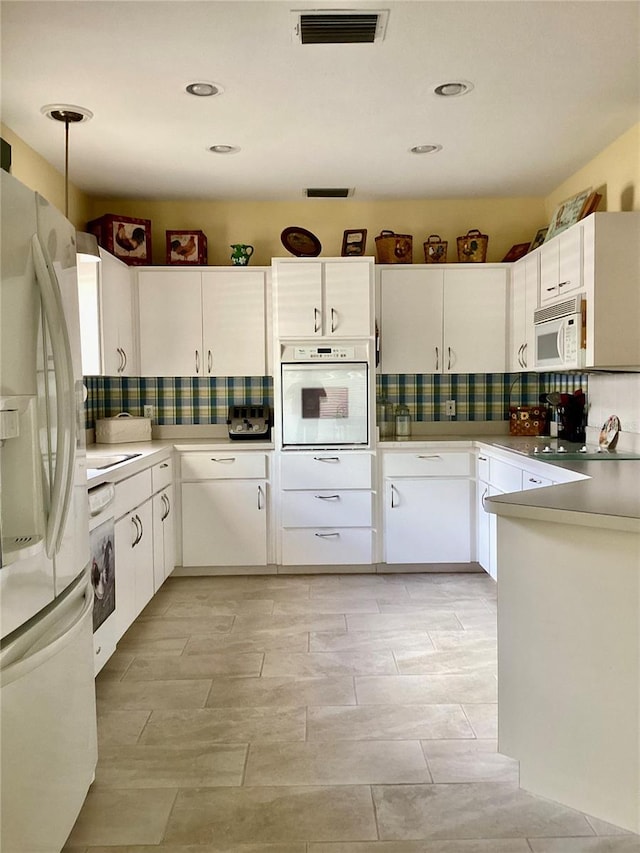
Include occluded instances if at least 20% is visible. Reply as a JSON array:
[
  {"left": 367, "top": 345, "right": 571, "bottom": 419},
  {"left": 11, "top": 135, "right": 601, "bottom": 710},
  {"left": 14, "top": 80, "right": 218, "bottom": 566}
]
[
  {"left": 380, "top": 267, "right": 443, "bottom": 373},
  {"left": 282, "top": 528, "right": 372, "bottom": 565},
  {"left": 202, "top": 271, "right": 265, "bottom": 376},
  {"left": 138, "top": 270, "right": 202, "bottom": 376},
  {"left": 509, "top": 253, "right": 538, "bottom": 371},
  {"left": 280, "top": 452, "right": 372, "bottom": 489},
  {"left": 182, "top": 481, "right": 267, "bottom": 567},
  {"left": 383, "top": 451, "right": 472, "bottom": 478},
  {"left": 539, "top": 226, "right": 582, "bottom": 305},
  {"left": 323, "top": 261, "right": 373, "bottom": 337},
  {"left": 384, "top": 478, "right": 472, "bottom": 564},
  {"left": 182, "top": 452, "right": 267, "bottom": 481},
  {"left": 281, "top": 489, "right": 372, "bottom": 528},
  {"left": 151, "top": 457, "right": 173, "bottom": 493},
  {"left": 153, "top": 485, "right": 175, "bottom": 591},
  {"left": 274, "top": 261, "right": 323, "bottom": 337}
]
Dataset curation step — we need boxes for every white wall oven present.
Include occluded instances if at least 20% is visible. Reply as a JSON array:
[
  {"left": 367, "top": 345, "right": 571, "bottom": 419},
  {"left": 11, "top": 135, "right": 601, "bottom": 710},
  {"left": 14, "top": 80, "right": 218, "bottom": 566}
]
[{"left": 280, "top": 344, "right": 370, "bottom": 448}]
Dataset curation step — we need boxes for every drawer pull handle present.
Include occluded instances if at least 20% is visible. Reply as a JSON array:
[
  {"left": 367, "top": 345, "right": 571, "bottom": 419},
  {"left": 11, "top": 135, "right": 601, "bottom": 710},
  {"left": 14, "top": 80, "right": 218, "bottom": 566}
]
[
  {"left": 313, "top": 456, "right": 340, "bottom": 463},
  {"left": 95, "top": 645, "right": 101, "bottom": 655},
  {"left": 529, "top": 477, "right": 542, "bottom": 484},
  {"left": 211, "top": 457, "right": 236, "bottom": 463},
  {"left": 315, "top": 494, "right": 340, "bottom": 500},
  {"left": 160, "top": 462, "right": 169, "bottom": 469},
  {"left": 315, "top": 532, "right": 340, "bottom": 539},
  {"left": 478, "top": 456, "right": 488, "bottom": 461},
  {"left": 417, "top": 455, "right": 442, "bottom": 460}
]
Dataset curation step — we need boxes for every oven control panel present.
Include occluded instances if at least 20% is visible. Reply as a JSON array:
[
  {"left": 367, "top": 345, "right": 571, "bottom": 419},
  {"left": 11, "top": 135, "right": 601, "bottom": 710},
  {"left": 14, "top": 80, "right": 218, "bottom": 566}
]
[{"left": 293, "top": 346, "right": 355, "bottom": 360}]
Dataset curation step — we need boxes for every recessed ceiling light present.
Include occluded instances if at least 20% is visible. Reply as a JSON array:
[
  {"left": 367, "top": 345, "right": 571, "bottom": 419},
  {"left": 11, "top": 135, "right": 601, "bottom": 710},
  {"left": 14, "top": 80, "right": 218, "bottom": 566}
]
[
  {"left": 186, "top": 82, "right": 223, "bottom": 97},
  {"left": 410, "top": 144, "right": 443, "bottom": 154},
  {"left": 434, "top": 80, "right": 474, "bottom": 97},
  {"left": 208, "top": 144, "right": 240, "bottom": 154}
]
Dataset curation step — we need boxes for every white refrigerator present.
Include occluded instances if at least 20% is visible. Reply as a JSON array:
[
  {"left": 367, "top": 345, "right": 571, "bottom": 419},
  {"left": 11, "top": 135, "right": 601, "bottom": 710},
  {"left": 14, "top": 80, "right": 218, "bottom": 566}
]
[{"left": 0, "top": 170, "right": 97, "bottom": 852}]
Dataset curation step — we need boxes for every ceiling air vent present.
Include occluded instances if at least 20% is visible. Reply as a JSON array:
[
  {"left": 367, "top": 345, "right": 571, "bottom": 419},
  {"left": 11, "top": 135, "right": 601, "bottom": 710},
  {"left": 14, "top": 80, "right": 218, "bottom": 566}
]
[
  {"left": 292, "top": 10, "right": 388, "bottom": 44},
  {"left": 306, "top": 188, "right": 352, "bottom": 198}
]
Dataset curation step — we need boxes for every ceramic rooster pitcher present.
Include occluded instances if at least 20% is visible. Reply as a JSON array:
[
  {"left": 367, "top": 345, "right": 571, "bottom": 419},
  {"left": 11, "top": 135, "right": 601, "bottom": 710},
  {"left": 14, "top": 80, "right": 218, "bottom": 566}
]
[{"left": 230, "top": 244, "right": 254, "bottom": 265}]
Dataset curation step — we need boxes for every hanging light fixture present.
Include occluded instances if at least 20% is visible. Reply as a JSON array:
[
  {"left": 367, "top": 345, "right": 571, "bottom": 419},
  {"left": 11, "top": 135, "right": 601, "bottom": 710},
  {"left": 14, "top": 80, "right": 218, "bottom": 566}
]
[{"left": 41, "top": 103, "right": 101, "bottom": 262}]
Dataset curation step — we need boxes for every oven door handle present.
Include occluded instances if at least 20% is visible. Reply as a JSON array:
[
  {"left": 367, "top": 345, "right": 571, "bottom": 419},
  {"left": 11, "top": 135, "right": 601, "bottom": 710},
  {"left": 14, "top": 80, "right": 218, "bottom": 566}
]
[{"left": 313, "top": 456, "right": 340, "bottom": 463}]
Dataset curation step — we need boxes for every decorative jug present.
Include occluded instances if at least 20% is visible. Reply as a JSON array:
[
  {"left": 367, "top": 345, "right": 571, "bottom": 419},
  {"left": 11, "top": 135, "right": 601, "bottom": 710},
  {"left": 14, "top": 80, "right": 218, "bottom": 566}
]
[{"left": 230, "top": 244, "right": 254, "bottom": 266}]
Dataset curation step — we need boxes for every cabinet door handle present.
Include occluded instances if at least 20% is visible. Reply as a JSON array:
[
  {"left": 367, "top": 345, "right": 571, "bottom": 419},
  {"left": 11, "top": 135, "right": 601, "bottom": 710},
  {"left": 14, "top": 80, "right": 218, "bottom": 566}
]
[
  {"left": 161, "top": 493, "right": 169, "bottom": 521},
  {"left": 121, "top": 348, "right": 128, "bottom": 372},
  {"left": 546, "top": 285, "right": 557, "bottom": 292},
  {"left": 481, "top": 487, "right": 488, "bottom": 509},
  {"left": 435, "top": 346, "right": 439, "bottom": 371},
  {"left": 517, "top": 344, "right": 524, "bottom": 368},
  {"left": 315, "top": 494, "right": 340, "bottom": 500},
  {"left": 313, "top": 456, "right": 340, "bottom": 463},
  {"left": 164, "top": 494, "right": 171, "bottom": 517},
  {"left": 417, "top": 454, "right": 441, "bottom": 460},
  {"left": 257, "top": 484, "right": 264, "bottom": 510},
  {"left": 208, "top": 349, "right": 212, "bottom": 374},
  {"left": 131, "top": 514, "right": 141, "bottom": 547},
  {"left": 390, "top": 483, "right": 398, "bottom": 508},
  {"left": 314, "top": 532, "right": 340, "bottom": 539},
  {"left": 330, "top": 307, "right": 337, "bottom": 333},
  {"left": 136, "top": 513, "right": 144, "bottom": 542},
  {"left": 558, "top": 280, "right": 570, "bottom": 288},
  {"left": 211, "top": 456, "right": 236, "bottom": 463},
  {"left": 522, "top": 342, "right": 528, "bottom": 368},
  {"left": 195, "top": 350, "right": 200, "bottom": 374},
  {"left": 313, "top": 307, "right": 321, "bottom": 334},
  {"left": 447, "top": 346, "right": 452, "bottom": 370},
  {"left": 116, "top": 347, "right": 123, "bottom": 373}
]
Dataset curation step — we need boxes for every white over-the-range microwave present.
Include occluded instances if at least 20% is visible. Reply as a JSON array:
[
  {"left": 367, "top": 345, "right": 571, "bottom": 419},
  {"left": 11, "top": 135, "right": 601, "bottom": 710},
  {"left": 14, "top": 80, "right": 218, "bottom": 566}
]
[{"left": 534, "top": 295, "right": 586, "bottom": 370}]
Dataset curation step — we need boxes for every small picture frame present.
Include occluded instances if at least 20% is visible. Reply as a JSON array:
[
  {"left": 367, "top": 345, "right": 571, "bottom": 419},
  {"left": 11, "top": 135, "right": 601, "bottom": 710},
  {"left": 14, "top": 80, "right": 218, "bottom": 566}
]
[
  {"left": 528, "top": 227, "right": 548, "bottom": 252},
  {"left": 341, "top": 229, "right": 367, "bottom": 257},
  {"left": 166, "top": 230, "right": 208, "bottom": 265},
  {"left": 545, "top": 188, "right": 592, "bottom": 242},
  {"left": 87, "top": 214, "right": 152, "bottom": 265},
  {"left": 501, "top": 242, "right": 531, "bottom": 263}
]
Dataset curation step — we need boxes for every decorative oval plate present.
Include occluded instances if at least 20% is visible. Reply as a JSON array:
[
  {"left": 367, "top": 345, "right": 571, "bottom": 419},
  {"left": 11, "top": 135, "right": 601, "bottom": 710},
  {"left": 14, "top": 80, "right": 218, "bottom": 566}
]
[
  {"left": 281, "top": 226, "right": 322, "bottom": 257},
  {"left": 599, "top": 415, "right": 620, "bottom": 448}
]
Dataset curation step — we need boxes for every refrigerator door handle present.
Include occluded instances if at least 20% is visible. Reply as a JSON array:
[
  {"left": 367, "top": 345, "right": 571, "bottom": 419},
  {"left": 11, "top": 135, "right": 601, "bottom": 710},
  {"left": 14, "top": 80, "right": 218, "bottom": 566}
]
[{"left": 32, "top": 234, "right": 76, "bottom": 558}]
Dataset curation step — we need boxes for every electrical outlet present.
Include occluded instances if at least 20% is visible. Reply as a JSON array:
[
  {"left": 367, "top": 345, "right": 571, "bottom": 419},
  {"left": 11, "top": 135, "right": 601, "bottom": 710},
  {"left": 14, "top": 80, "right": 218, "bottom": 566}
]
[
  {"left": 143, "top": 405, "right": 154, "bottom": 420},
  {"left": 445, "top": 400, "right": 456, "bottom": 416}
]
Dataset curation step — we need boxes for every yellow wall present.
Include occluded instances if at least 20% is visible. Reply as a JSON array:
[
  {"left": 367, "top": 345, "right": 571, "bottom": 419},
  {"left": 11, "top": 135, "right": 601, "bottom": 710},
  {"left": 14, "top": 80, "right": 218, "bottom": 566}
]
[
  {"left": 544, "top": 122, "right": 639, "bottom": 217},
  {"left": 5, "top": 119, "right": 638, "bottom": 264},
  {"left": 84, "top": 195, "right": 545, "bottom": 266},
  {"left": 1, "top": 123, "right": 91, "bottom": 228}
]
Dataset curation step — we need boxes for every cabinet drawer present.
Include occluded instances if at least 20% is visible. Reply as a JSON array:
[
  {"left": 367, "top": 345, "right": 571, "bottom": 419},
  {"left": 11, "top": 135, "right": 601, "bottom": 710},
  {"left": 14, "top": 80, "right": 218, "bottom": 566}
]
[
  {"left": 114, "top": 469, "right": 152, "bottom": 519},
  {"left": 181, "top": 452, "right": 266, "bottom": 480},
  {"left": 151, "top": 456, "right": 173, "bottom": 493},
  {"left": 281, "top": 528, "right": 372, "bottom": 566},
  {"left": 521, "top": 469, "right": 553, "bottom": 490},
  {"left": 383, "top": 451, "right": 472, "bottom": 478},
  {"left": 489, "top": 458, "right": 522, "bottom": 493},
  {"left": 476, "top": 452, "right": 490, "bottom": 482},
  {"left": 282, "top": 490, "right": 372, "bottom": 528},
  {"left": 281, "top": 453, "right": 372, "bottom": 489}
]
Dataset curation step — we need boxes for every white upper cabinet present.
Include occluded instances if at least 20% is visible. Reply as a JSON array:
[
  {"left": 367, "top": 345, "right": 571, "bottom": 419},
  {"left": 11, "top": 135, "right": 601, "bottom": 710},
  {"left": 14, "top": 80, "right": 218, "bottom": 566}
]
[
  {"left": 509, "top": 252, "right": 539, "bottom": 371},
  {"left": 78, "top": 248, "right": 136, "bottom": 376},
  {"left": 380, "top": 265, "right": 508, "bottom": 374},
  {"left": 274, "top": 257, "right": 373, "bottom": 338},
  {"left": 137, "top": 267, "right": 266, "bottom": 377},
  {"left": 539, "top": 226, "right": 582, "bottom": 305}
]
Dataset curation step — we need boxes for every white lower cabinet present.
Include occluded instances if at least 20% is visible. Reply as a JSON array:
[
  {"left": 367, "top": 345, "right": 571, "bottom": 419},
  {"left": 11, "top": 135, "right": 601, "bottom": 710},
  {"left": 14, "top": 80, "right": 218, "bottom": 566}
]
[
  {"left": 279, "top": 452, "right": 374, "bottom": 566},
  {"left": 114, "top": 498, "right": 154, "bottom": 641},
  {"left": 382, "top": 449, "right": 473, "bottom": 566},
  {"left": 153, "top": 484, "right": 175, "bottom": 590},
  {"left": 180, "top": 451, "right": 269, "bottom": 568},
  {"left": 384, "top": 477, "right": 472, "bottom": 564}
]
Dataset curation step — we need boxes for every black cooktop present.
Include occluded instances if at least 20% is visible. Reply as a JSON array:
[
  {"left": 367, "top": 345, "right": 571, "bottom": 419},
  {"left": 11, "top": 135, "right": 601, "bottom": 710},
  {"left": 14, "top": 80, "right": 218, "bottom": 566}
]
[{"left": 494, "top": 440, "right": 640, "bottom": 460}]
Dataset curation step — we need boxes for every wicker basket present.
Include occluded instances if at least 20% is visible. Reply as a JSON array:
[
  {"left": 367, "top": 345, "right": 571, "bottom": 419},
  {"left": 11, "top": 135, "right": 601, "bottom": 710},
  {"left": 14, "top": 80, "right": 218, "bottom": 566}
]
[
  {"left": 375, "top": 231, "right": 413, "bottom": 264},
  {"left": 423, "top": 234, "right": 448, "bottom": 264},
  {"left": 457, "top": 229, "right": 488, "bottom": 263}
]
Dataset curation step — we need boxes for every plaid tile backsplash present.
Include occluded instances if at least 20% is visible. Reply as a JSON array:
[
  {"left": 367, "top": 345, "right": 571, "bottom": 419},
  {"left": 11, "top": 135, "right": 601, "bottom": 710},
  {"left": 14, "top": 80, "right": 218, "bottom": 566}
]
[{"left": 85, "top": 373, "right": 588, "bottom": 429}]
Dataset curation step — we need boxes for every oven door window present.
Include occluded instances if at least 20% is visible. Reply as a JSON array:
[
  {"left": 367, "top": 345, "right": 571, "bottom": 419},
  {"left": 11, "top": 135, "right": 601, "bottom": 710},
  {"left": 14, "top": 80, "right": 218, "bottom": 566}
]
[{"left": 282, "top": 362, "right": 368, "bottom": 446}]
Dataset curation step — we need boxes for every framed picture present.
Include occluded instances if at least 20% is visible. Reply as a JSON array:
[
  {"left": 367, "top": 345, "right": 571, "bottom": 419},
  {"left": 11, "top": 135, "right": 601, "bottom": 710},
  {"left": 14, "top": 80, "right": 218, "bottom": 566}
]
[
  {"left": 579, "top": 191, "right": 603, "bottom": 220},
  {"left": 528, "top": 227, "right": 548, "bottom": 252},
  {"left": 166, "top": 230, "right": 208, "bottom": 265},
  {"left": 87, "top": 214, "right": 152, "bottom": 265},
  {"left": 341, "top": 229, "right": 367, "bottom": 256},
  {"left": 501, "top": 242, "right": 531, "bottom": 263},
  {"left": 544, "top": 188, "right": 592, "bottom": 242}
]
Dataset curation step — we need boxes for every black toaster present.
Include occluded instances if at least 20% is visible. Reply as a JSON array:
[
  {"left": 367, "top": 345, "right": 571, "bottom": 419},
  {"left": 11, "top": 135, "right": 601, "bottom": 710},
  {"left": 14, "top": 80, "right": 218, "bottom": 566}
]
[{"left": 227, "top": 404, "right": 271, "bottom": 441}]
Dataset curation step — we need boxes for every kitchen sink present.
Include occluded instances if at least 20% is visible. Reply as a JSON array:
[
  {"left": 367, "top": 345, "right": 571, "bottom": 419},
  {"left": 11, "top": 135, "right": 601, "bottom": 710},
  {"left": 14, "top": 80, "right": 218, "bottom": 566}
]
[{"left": 86, "top": 452, "right": 142, "bottom": 470}]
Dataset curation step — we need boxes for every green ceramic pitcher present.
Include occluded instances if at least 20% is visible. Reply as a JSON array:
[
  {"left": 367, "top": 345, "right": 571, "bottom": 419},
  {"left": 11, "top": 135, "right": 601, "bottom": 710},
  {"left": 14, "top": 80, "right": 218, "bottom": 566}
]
[{"left": 230, "top": 244, "right": 254, "bottom": 265}]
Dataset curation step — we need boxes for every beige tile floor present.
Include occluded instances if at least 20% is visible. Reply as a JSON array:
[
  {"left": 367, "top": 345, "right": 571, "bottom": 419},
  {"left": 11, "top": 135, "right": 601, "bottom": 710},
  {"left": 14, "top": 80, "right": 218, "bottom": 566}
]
[{"left": 64, "top": 572, "right": 640, "bottom": 853}]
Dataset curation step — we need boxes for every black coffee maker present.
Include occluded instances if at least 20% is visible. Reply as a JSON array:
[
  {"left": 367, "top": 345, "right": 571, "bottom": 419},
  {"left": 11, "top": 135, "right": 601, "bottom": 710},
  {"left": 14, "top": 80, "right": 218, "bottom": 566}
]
[{"left": 557, "top": 390, "right": 586, "bottom": 444}]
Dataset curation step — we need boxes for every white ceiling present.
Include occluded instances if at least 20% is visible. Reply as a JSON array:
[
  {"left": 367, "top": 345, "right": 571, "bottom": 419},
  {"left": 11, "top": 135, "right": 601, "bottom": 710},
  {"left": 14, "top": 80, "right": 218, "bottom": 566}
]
[{"left": 1, "top": 1, "right": 639, "bottom": 202}]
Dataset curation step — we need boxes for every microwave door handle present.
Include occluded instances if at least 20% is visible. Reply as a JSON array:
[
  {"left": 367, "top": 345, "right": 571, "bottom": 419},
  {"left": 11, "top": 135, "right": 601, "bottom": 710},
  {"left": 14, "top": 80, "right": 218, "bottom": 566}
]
[{"left": 557, "top": 322, "right": 566, "bottom": 362}]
